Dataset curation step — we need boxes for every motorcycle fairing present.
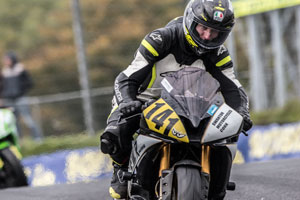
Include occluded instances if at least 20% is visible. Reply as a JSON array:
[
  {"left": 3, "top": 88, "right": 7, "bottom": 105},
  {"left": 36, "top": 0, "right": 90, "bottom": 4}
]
[
  {"left": 202, "top": 103, "right": 243, "bottom": 143},
  {"left": 142, "top": 98, "right": 189, "bottom": 143},
  {"left": 129, "top": 134, "right": 162, "bottom": 172},
  {"left": 0, "top": 109, "right": 20, "bottom": 151},
  {"left": 0, "top": 109, "right": 18, "bottom": 141},
  {"left": 128, "top": 135, "right": 163, "bottom": 199}
]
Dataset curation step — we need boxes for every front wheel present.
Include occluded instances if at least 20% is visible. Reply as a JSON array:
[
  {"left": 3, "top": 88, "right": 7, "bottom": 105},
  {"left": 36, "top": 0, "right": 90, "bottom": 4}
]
[
  {"left": 0, "top": 147, "right": 28, "bottom": 188},
  {"left": 172, "top": 166, "right": 209, "bottom": 200}
]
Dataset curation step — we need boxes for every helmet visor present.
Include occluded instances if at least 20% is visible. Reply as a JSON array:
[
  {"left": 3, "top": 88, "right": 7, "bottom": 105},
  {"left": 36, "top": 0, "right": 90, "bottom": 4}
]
[{"left": 192, "top": 23, "right": 230, "bottom": 49}]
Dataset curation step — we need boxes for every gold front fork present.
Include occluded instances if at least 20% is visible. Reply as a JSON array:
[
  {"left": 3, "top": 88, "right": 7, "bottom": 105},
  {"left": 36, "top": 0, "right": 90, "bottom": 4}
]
[
  {"left": 159, "top": 144, "right": 209, "bottom": 175},
  {"left": 201, "top": 145, "right": 211, "bottom": 174},
  {"left": 158, "top": 143, "right": 171, "bottom": 199},
  {"left": 159, "top": 143, "right": 171, "bottom": 177}
]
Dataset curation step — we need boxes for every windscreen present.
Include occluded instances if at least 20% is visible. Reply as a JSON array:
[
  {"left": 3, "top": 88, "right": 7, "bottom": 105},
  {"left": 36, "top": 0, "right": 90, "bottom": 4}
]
[{"left": 160, "top": 67, "right": 221, "bottom": 127}]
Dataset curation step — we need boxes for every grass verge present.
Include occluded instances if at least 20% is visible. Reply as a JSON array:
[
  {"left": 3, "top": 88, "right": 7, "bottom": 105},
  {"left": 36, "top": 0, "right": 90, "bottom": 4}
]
[
  {"left": 251, "top": 99, "right": 300, "bottom": 125},
  {"left": 20, "top": 132, "right": 101, "bottom": 158}
]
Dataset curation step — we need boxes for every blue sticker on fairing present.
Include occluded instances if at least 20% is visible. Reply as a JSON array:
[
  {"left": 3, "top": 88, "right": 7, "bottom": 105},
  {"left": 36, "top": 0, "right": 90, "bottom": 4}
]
[{"left": 207, "top": 104, "right": 219, "bottom": 116}]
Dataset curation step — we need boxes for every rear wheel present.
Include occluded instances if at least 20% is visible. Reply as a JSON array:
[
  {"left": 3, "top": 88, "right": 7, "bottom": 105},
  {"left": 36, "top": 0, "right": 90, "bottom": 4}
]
[
  {"left": 172, "top": 166, "right": 208, "bottom": 200},
  {"left": 0, "top": 147, "right": 28, "bottom": 188}
]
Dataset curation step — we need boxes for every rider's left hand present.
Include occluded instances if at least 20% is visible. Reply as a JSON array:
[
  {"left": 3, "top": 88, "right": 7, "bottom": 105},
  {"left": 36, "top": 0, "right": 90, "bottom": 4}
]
[
  {"left": 242, "top": 116, "right": 253, "bottom": 131},
  {"left": 236, "top": 106, "right": 253, "bottom": 131}
]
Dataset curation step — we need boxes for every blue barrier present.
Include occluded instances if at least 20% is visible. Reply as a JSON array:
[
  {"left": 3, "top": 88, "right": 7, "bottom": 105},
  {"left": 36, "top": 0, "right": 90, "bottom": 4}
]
[
  {"left": 21, "top": 122, "right": 300, "bottom": 186},
  {"left": 22, "top": 147, "right": 112, "bottom": 187},
  {"left": 237, "top": 122, "right": 300, "bottom": 163}
]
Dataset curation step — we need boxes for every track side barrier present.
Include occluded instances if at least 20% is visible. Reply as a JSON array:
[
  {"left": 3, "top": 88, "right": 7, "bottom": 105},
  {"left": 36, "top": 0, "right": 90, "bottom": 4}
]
[{"left": 21, "top": 122, "right": 300, "bottom": 186}]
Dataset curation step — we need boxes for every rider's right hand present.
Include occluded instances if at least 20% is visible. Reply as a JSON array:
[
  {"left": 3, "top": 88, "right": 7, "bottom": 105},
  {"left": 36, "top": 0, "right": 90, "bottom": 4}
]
[{"left": 119, "top": 100, "right": 142, "bottom": 116}]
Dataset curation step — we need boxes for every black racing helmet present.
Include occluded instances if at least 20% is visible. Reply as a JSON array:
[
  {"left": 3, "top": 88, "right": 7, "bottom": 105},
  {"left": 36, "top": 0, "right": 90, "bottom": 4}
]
[{"left": 183, "top": 0, "right": 235, "bottom": 54}]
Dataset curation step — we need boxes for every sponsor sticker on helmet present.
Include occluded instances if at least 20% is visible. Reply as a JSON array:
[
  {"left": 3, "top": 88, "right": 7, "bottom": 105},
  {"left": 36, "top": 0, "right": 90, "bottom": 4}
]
[{"left": 214, "top": 11, "right": 224, "bottom": 22}]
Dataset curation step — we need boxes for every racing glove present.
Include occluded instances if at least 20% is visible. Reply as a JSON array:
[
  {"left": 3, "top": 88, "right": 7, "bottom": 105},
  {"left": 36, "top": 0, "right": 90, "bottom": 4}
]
[
  {"left": 119, "top": 100, "right": 142, "bottom": 116},
  {"left": 237, "top": 106, "right": 253, "bottom": 132},
  {"left": 236, "top": 88, "right": 253, "bottom": 132}
]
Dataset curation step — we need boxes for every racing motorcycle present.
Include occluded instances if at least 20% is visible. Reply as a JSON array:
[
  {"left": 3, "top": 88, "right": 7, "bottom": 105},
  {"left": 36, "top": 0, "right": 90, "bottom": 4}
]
[
  {"left": 118, "top": 67, "right": 245, "bottom": 200},
  {"left": 0, "top": 107, "right": 28, "bottom": 188}
]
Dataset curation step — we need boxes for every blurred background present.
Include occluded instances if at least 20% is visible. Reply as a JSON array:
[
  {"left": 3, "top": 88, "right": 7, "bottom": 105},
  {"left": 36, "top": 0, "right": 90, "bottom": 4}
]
[
  {"left": 0, "top": 0, "right": 187, "bottom": 138},
  {"left": 0, "top": 0, "right": 299, "bottom": 187},
  {"left": 0, "top": 0, "right": 299, "bottom": 151}
]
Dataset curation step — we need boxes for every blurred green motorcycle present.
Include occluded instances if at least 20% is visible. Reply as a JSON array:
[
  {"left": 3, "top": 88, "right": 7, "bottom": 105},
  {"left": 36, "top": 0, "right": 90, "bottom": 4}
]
[{"left": 0, "top": 107, "right": 28, "bottom": 188}]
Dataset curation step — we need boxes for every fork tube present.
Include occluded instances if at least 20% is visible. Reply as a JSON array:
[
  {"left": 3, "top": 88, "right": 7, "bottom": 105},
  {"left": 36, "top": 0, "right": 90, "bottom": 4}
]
[
  {"left": 159, "top": 143, "right": 171, "bottom": 177},
  {"left": 201, "top": 145, "right": 210, "bottom": 174}
]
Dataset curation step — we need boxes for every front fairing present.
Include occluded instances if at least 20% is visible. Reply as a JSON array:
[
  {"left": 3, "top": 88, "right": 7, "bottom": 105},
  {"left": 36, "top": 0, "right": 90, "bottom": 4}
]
[{"left": 140, "top": 67, "right": 224, "bottom": 143}]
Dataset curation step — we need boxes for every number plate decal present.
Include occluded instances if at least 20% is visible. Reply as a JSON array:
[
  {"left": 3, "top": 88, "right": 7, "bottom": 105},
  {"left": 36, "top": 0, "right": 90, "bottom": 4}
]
[{"left": 143, "top": 98, "right": 189, "bottom": 143}]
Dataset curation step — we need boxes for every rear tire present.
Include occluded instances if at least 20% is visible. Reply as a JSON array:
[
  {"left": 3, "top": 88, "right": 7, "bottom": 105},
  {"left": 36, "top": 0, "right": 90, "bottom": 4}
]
[
  {"left": 172, "top": 166, "right": 207, "bottom": 200},
  {"left": 0, "top": 147, "right": 28, "bottom": 188}
]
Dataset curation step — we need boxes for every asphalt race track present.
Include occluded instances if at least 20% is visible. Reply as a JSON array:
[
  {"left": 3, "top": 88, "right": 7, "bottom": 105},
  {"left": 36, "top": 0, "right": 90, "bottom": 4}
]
[{"left": 0, "top": 158, "right": 300, "bottom": 200}]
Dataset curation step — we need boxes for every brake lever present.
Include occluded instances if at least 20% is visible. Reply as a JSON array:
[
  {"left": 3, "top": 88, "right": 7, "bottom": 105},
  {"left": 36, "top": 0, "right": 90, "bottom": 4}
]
[
  {"left": 141, "top": 99, "right": 155, "bottom": 110},
  {"left": 117, "top": 113, "right": 142, "bottom": 125},
  {"left": 242, "top": 130, "right": 248, "bottom": 137},
  {"left": 117, "top": 114, "right": 123, "bottom": 124}
]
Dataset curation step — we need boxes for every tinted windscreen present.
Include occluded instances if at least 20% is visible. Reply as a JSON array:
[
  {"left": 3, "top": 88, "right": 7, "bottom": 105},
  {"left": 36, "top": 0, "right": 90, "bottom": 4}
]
[{"left": 161, "top": 67, "right": 220, "bottom": 127}]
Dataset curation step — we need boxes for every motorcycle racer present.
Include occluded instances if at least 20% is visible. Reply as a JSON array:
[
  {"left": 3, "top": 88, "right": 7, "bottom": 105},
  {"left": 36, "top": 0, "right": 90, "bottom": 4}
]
[{"left": 100, "top": 0, "right": 253, "bottom": 199}]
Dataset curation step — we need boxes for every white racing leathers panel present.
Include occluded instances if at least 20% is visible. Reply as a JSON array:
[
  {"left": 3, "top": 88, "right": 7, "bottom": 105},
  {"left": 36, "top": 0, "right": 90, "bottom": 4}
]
[{"left": 202, "top": 103, "right": 243, "bottom": 143}]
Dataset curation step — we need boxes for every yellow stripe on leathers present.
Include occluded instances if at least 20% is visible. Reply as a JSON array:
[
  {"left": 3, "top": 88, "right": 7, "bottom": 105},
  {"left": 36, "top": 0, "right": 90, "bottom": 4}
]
[
  {"left": 216, "top": 56, "right": 232, "bottom": 67},
  {"left": 141, "top": 39, "right": 159, "bottom": 57},
  {"left": 147, "top": 64, "right": 156, "bottom": 88},
  {"left": 143, "top": 98, "right": 189, "bottom": 143}
]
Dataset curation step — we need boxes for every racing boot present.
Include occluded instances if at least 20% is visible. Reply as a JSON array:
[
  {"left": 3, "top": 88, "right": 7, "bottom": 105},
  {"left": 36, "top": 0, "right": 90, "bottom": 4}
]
[
  {"left": 208, "top": 146, "right": 232, "bottom": 200},
  {"left": 109, "top": 163, "right": 128, "bottom": 199}
]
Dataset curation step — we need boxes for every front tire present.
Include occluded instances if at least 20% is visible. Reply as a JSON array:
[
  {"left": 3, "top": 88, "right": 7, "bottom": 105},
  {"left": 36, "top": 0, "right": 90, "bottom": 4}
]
[
  {"left": 172, "top": 166, "right": 208, "bottom": 200},
  {"left": 0, "top": 147, "right": 28, "bottom": 188}
]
